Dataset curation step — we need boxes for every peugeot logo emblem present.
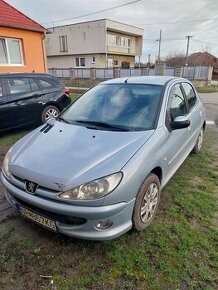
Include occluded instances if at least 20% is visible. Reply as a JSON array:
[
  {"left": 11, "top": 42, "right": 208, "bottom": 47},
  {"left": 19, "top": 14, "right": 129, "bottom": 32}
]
[{"left": 25, "top": 180, "right": 38, "bottom": 194}]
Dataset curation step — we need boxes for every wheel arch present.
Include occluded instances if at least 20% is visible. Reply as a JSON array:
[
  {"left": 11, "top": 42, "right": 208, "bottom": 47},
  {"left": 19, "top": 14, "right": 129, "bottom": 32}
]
[
  {"left": 42, "top": 102, "right": 61, "bottom": 112},
  {"left": 150, "top": 166, "right": 162, "bottom": 184}
]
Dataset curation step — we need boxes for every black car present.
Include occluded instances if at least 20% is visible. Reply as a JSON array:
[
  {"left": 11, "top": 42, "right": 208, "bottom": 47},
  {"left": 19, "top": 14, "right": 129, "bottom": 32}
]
[{"left": 0, "top": 73, "right": 71, "bottom": 132}]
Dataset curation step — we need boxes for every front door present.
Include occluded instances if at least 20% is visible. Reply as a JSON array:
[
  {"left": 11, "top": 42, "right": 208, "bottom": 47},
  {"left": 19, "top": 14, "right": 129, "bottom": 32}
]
[
  {"left": 162, "top": 83, "right": 190, "bottom": 182},
  {"left": 107, "top": 57, "right": 113, "bottom": 68}
]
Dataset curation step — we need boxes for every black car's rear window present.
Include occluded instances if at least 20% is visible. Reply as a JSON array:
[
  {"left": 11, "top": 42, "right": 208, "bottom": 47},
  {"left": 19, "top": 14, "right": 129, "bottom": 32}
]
[{"left": 37, "top": 75, "right": 62, "bottom": 88}]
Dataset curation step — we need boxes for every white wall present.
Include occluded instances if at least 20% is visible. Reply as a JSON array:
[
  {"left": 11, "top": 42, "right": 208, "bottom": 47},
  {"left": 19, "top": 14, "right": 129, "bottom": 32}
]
[{"left": 46, "top": 20, "right": 106, "bottom": 56}]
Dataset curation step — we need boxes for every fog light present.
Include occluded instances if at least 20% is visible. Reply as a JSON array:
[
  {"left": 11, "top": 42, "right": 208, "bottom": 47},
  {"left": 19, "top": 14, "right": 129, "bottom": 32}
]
[{"left": 95, "top": 220, "right": 113, "bottom": 230}]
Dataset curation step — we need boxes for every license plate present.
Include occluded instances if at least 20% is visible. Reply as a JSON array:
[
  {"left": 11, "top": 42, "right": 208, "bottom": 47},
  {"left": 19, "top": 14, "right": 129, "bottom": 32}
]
[{"left": 19, "top": 206, "right": 57, "bottom": 232}]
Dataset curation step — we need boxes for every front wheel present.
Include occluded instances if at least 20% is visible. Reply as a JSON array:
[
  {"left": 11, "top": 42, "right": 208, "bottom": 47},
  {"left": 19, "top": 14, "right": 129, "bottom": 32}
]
[
  {"left": 41, "top": 105, "right": 60, "bottom": 123},
  {"left": 132, "top": 173, "right": 160, "bottom": 231},
  {"left": 192, "top": 127, "right": 204, "bottom": 154}
]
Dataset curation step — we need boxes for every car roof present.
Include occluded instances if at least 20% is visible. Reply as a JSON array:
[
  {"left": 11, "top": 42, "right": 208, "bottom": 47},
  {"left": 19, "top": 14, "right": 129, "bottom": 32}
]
[
  {"left": 0, "top": 73, "right": 55, "bottom": 78},
  {"left": 100, "top": 76, "right": 187, "bottom": 86}
]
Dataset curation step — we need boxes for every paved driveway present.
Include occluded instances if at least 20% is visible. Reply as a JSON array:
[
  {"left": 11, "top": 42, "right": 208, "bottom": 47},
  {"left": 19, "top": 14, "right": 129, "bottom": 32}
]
[{"left": 199, "top": 93, "right": 218, "bottom": 124}]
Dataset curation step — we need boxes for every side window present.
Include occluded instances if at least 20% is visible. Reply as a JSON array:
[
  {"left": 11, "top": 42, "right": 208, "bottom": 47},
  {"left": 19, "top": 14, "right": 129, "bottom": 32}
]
[
  {"left": 169, "top": 84, "right": 187, "bottom": 120},
  {"left": 182, "top": 82, "right": 197, "bottom": 110},
  {"left": 38, "top": 79, "right": 53, "bottom": 88},
  {"left": 29, "top": 78, "right": 39, "bottom": 91},
  {"left": 7, "top": 78, "right": 31, "bottom": 94}
]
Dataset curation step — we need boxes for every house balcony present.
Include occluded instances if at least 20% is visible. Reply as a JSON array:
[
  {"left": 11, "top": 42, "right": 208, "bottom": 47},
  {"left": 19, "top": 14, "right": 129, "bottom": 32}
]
[{"left": 107, "top": 45, "right": 135, "bottom": 55}]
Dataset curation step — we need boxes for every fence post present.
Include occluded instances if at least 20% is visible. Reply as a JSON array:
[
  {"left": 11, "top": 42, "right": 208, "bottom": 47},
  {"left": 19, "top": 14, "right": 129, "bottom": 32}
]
[
  {"left": 142, "top": 68, "right": 148, "bottom": 76},
  {"left": 114, "top": 68, "right": 119, "bottom": 78},
  {"left": 155, "top": 63, "right": 166, "bottom": 76},
  {"left": 90, "top": 68, "right": 96, "bottom": 79},
  {"left": 207, "top": 66, "right": 213, "bottom": 81},
  {"left": 193, "top": 67, "right": 196, "bottom": 80},
  {"left": 174, "top": 67, "right": 182, "bottom": 77},
  {"left": 70, "top": 69, "right": 75, "bottom": 81}
]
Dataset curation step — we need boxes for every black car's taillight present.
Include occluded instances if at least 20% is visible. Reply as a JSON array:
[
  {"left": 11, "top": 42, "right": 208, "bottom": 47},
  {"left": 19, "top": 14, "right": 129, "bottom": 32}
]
[{"left": 64, "top": 88, "right": 70, "bottom": 95}]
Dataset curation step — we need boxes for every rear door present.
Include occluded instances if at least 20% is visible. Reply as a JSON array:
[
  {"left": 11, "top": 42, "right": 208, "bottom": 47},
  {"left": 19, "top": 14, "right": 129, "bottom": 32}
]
[
  {"left": 5, "top": 77, "right": 43, "bottom": 127},
  {"left": 0, "top": 78, "right": 9, "bottom": 131},
  {"left": 36, "top": 75, "right": 63, "bottom": 103}
]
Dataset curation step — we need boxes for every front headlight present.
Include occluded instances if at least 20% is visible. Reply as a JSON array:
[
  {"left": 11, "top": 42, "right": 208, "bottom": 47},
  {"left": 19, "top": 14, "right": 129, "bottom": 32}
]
[
  {"left": 59, "top": 172, "right": 123, "bottom": 200},
  {"left": 2, "top": 150, "right": 11, "bottom": 179}
]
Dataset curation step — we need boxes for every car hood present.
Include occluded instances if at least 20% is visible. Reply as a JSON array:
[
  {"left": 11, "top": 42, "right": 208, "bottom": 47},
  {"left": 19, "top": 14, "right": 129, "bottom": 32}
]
[{"left": 10, "top": 121, "right": 154, "bottom": 191}]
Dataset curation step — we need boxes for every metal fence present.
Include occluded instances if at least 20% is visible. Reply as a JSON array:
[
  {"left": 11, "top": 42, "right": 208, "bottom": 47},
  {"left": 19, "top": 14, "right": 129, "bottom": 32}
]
[{"left": 49, "top": 66, "right": 212, "bottom": 81}]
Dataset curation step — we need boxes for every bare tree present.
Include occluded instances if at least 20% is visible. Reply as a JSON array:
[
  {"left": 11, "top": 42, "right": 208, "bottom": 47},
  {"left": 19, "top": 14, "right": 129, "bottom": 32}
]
[{"left": 163, "top": 51, "right": 186, "bottom": 67}]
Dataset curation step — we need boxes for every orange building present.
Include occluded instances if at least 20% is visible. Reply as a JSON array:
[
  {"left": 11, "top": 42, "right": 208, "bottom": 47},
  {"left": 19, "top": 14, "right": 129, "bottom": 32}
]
[{"left": 0, "top": 0, "right": 47, "bottom": 73}]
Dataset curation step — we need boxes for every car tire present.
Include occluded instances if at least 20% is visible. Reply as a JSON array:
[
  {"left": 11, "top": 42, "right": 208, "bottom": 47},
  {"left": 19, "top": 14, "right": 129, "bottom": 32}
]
[
  {"left": 41, "top": 105, "right": 60, "bottom": 123},
  {"left": 132, "top": 173, "right": 160, "bottom": 231},
  {"left": 192, "top": 127, "right": 203, "bottom": 154}
]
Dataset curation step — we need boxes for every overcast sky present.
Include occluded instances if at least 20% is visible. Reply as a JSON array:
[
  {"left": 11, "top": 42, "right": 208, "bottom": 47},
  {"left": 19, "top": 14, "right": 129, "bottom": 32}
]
[{"left": 5, "top": 0, "right": 218, "bottom": 63}]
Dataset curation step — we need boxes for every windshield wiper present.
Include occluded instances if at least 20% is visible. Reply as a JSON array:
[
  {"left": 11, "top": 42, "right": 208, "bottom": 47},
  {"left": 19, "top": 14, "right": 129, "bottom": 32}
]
[
  {"left": 74, "top": 120, "right": 130, "bottom": 131},
  {"left": 56, "top": 116, "right": 71, "bottom": 124}
]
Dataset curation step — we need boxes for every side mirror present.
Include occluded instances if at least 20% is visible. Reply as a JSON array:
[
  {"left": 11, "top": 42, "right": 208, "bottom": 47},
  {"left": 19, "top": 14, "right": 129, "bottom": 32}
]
[{"left": 171, "top": 116, "right": 190, "bottom": 130}]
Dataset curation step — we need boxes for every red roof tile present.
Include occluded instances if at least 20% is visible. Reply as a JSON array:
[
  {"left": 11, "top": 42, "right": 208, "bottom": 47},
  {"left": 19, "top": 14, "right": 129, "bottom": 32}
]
[{"left": 0, "top": 0, "right": 46, "bottom": 32}]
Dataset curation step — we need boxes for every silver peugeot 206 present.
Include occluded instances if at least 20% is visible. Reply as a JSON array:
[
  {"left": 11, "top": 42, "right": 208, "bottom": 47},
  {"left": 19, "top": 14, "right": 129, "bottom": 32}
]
[{"left": 1, "top": 76, "right": 206, "bottom": 240}]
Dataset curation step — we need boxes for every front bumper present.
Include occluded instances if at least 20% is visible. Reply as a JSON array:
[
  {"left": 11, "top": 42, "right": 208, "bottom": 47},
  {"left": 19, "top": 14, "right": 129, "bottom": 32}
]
[{"left": 1, "top": 173, "right": 134, "bottom": 240}]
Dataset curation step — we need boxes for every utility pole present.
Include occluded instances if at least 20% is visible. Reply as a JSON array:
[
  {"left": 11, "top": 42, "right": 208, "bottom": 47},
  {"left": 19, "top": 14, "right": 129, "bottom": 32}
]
[
  {"left": 148, "top": 54, "right": 151, "bottom": 67},
  {"left": 157, "top": 29, "right": 162, "bottom": 63},
  {"left": 185, "top": 35, "right": 193, "bottom": 66}
]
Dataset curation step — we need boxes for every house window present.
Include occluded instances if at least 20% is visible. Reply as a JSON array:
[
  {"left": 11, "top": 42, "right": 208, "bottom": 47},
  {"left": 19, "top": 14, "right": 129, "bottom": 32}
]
[
  {"left": 92, "top": 56, "right": 96, "bottom": 64},
  {"left": 0, "top": 38, "right": 23, "bottom": 66},
  {"left": 121, "top": 37, "right": 131, "bottom": 48},
  {"left": 107, "top": 34, "right": 116, "bottom": 46},
  {"left": 107, "top": 34, "right": 130, "bottom": 48},
  {"left": 59, "top": 35, "right": 68, "bottom": 52},
  {"left": 116, "top": 36, "right": 121, "bottom": 46},
  {"left": 76, "top": 57, "right": 85, "bottom": 67}
]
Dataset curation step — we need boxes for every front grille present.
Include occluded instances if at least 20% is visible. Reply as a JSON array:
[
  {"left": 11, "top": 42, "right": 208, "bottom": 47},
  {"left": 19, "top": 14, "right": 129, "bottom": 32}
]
[
  {"left": 12, "top": 174, "right": 59, "bottom": 194},
  {"left": 15, "top": 196, "right": 86, "bottom": 226}
]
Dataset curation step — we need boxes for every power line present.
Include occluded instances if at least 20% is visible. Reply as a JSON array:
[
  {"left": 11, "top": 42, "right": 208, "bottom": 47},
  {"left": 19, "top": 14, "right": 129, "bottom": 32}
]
[
  {"left": 42, "top": 0, "right": 142, "bottom": 25},
  {"left": 192, "top": 39, "right": 218, "bottom": 47},
  {"left": 143, "top": 38, "right": 185, "bottom": 42},
  {"left": 135, "top": 18, "right": 218, "bottom": 26},
  {"left": 148, "top": 43, "right": 158, "bottom": 54}
]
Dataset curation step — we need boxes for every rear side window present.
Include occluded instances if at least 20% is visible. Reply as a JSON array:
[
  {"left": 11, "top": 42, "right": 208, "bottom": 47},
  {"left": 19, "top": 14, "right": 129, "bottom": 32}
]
[
  {"left": 169, "top": 84, "right": 187, "bottom": 119},
  {"left": 182, "top": 82, "right": 197, "bottom": 110},
  {"left": 38, "top": 79, "right": 54, "bottom": 88},
  {"left": 29, "top": 78, "right": 39, "bottom": 91},
  {"left": 7, "top": 78, "right": 31, "bottom": 94}
]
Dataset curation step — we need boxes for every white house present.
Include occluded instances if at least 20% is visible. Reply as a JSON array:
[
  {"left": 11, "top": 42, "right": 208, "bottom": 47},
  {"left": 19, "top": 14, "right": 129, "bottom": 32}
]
[{"left": 45, "top": 19, "right": 143, "bottom": 69}]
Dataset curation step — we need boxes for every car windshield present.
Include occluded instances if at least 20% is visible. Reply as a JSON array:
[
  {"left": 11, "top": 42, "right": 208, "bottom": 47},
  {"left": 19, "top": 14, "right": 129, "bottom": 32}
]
[{"left": 60, "top": 84, "right": 163, "bottom": 131}]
